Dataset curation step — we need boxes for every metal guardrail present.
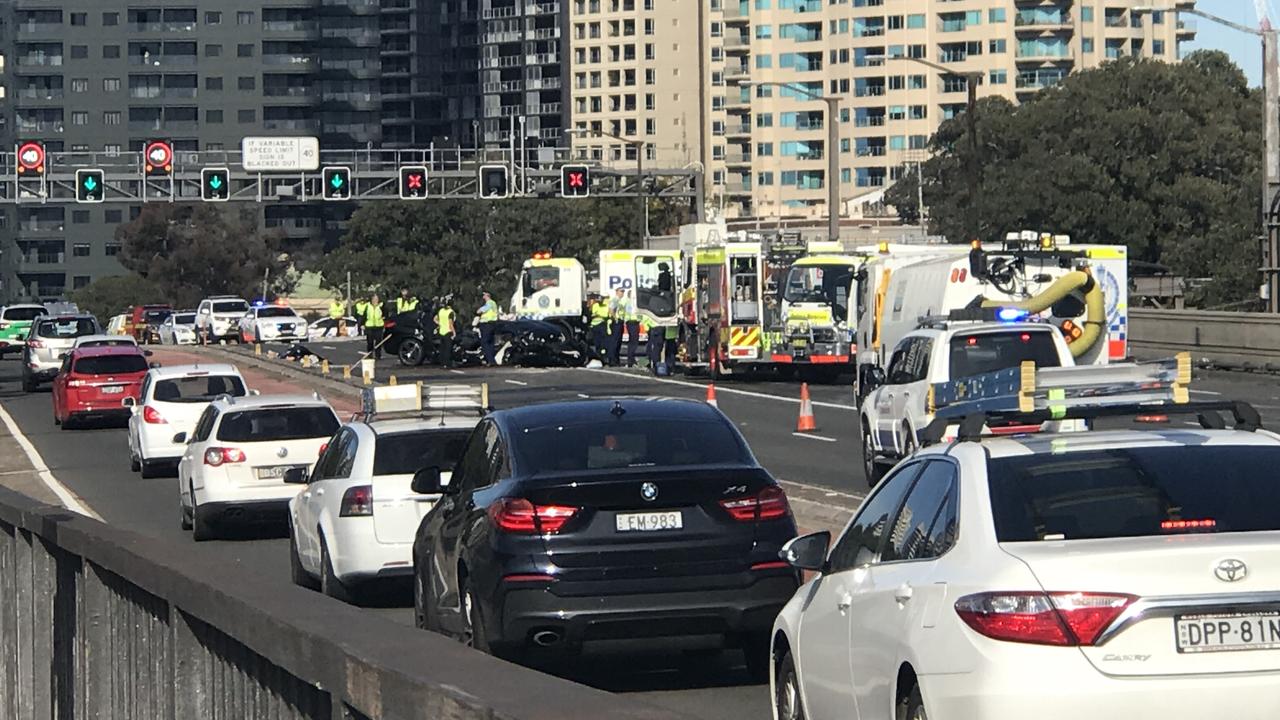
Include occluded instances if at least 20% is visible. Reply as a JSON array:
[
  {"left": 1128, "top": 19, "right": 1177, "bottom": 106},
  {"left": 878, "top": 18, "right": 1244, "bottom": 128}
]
[
  {"left": 1129, "top": 309, "right": 1280, "bottom": 368},
  {"left": 0, "top": 486, "right": 689, "bottom": 720}
]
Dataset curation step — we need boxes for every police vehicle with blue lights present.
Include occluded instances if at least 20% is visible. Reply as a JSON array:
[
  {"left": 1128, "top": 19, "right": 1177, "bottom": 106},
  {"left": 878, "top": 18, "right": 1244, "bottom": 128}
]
[{"left": 859, "top": 306, "right": 1079, "bottom": 483}]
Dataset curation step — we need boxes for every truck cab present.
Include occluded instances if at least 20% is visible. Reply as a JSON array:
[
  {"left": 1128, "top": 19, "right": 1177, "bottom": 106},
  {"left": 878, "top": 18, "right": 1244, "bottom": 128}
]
[
  {"left": 773, "top": 251, "right": 865, "bottom": 377},
  {"left": 598, "top": 249, "right": 682, "bottom": 329},
  {"left": 509, "top": 254, "right": 586, "bottom": 325},
  {"left": 859, "top": 316, "right": 1075, "bottom": 483}
]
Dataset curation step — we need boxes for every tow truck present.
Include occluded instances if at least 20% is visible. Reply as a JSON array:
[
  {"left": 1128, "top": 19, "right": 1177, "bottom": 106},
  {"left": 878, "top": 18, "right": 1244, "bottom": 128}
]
[
  {"left": 508, "top": 252, "right": 587, "bottom": 332},
  {"left": 770, "top": 243, "right": 866, "bottom": 380}
]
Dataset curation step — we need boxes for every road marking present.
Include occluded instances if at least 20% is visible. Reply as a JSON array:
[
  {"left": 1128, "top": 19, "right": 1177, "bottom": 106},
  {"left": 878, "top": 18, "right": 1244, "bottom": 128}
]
[
  {"left": 449, "top": 369, "right": 466, "bottom": 375},
  {"left": 505, "top": 379, "right": 528, "bottom": 386},
  {"left": 586, "top": 368, "right": 858, "bottom": 411},
  {"left": 0, "top": 403, "right": 100, "bottom": 520},
  {"left": 576, "top": 393, "right": 590, "bottom": 399},
  {"left": 1190, "top": 389, "right": 1222, "bottom": 396},
  {"left": 792, "top": 432, "right": 838, "bottom": 443}
]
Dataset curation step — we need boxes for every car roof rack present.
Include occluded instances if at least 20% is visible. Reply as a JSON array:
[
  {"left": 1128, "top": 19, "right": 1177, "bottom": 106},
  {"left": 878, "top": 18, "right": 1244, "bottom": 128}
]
[
  {"left": 920, "top": 352, "right": 1261, "bottom": 444},
  {"left": 353, "top": 382, "right": 490, "bottom": 425}
]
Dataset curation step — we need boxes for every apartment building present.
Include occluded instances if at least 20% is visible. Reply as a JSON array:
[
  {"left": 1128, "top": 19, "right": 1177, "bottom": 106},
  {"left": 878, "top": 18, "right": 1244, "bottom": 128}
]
[
  {"left": 0, "top": 0, "right": 434, "bottom": 302},
  {"left": 476, "top": 0, "right": 564, "bottom": 148}
]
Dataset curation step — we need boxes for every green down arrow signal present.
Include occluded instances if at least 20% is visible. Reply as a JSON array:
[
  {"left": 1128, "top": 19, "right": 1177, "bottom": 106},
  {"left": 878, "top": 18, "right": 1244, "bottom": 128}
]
[
  {"left": 83, "top": 176, "right": 98, "bottom": 191},
  {"left": 209, "top": 175, "right": 223, "bottom": 190},
  {"left": 330, "top": 174, "right": 345, "bottom": 189}
]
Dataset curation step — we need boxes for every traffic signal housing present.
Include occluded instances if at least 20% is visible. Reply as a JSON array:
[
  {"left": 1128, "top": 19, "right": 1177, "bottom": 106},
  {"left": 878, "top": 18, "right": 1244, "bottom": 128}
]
[
  {"left": 75, "top": 169, "right": 105, "bottom": 203},
  {"left": 478, "top": 164, "right": 509, "bottom": 199},
  {"left": 322, "top": 166, "right": 352, "bottom": 200},
  {"left": 399, "top": 166, "right": 428, "bottom": 200},
  {"left": 560, "top": 165, "right": 591, "bottom": 198},
  {"left": 201, "top": 167, "right": 230, "bottom": 202}
]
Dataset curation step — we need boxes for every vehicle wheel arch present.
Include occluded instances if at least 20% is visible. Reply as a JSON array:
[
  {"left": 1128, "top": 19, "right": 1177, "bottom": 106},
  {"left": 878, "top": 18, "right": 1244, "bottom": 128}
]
[
  {"left": 895, "top": 662, "right": 920, "bottom": 716},
  {"left": 771, "top": 629, "right": 791, "bottom": 664}
]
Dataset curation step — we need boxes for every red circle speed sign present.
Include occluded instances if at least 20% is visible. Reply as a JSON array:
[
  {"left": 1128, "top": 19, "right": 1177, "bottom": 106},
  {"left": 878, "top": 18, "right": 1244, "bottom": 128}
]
[
  {"left": 144, "top": 140, "right": 173, "bottom": 173},
  {"left": 16, "top": 142, "right": 45, "bottom": 175}
]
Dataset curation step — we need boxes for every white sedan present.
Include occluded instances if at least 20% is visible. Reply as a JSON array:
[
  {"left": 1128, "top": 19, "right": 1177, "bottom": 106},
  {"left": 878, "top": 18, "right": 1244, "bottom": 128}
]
[
  {"left": 158, "top": 312, "right": 199, "bottom": 345},
  {"left": 771, "top": 422, "right": 1280, "bottom": 720},
  {"left": 307, "top": 316, "right": 359, "bottom": 341},
  {"left": 238, "top": 305, "right": 308, "bottom": 343},
  {"left": 127, "top": 364, "right": 248, "bottom": 478},
  {"left": 288, "top": 416, "right": 476, "bottom": 602},
  {"left": 177, "top": 394, "right": 339, "bottom": 541},
  {"left": 72, "top": 334, "right": 139, "bottom": 350}
]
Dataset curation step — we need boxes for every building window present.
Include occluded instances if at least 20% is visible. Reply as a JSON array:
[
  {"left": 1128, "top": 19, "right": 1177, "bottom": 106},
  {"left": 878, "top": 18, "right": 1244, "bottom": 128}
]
[
  {"left": 72, "top": 242, "right": 90, "bottom": 256},
  {"left": 988, "top": 39, "right": 1006, "bottom": 53},
  {"left": 70, "top": 78, "right": 88, "bottom": 93},
  {"left": 72, "top": 213, "right": 89, "bottom": 226},
  {"left": 909, "top": 74, "right": 926, "bottom": 89},
  {"left": 756, "top": 24, "right": 772, "bottom": 38},
  {"left": 756, "top": 142, "right": 773, "bottom": 156},
  {"left": 103, "top": 46, "right": 120, "bottom": 59},
  {"left": 206, "top": 44, "right": 222, "bottom": 57},
  {"left": 1153, "top": 39, "right": 1165, "bottom": 55},
  {"left": 238, "top": 109, "right": 256, "bottom": 123},
  {"left": 71, "top": 112, "right": 89, "bottom": 126},
  {"left": 206, "top": 109, "right": 223, "bottom": 124},
  {"left": 988, "top": 8, "right": 1006, "bottom": 22},
  {"left": 104, "top": 144, "right": 121, "bottom": 156},
  {"left": 645, "top": 93, "right": 656, "bottom": 109},
  {"left": 238, "top": 76, "right": 255, "bottom": 90},
  {"left": 908, "top": 44, "right": 925, "bottom": 59},
  {"left": 206, "top": 77, "right": 223, "bottom": 91},
  {"left": 909, "top": 105, "right": 927, "bottom": 120},
  {"left": 907, "top": 13, "right": 925, "bottom": 29},
  {"left": 888, "top": 75, "right": 904, "bottom": 90},
  {"left": 105, "top": 243, "right": 121, "bottom": 255},
  {"left": 236, "top": 11, "right": 254, "bottom": 25},
  {"left": 644, "top": 18, "right": 654, "bottom": 34},
  {"left": 70, "top": 13, "right": 87, "bottom": 26},
  {"left": 645, "top": 118, "right": 656, "bottom": 135},
  {"left": 71, "top": 45, "right": 88, "bottom": 60},
  {"left": 103, "top": 78, "right": 121, "bottom": 92},
  {"left": 73, "top": 277, "right": 91, "bottom": 290},
  {"left": 103, "top": 12, "right": 119, "bottom": 26},
  {"left": 103, "top": 111, "right": 121, "bottom": 125},
  {"left": 645, "top": 68, "right": 656, "bottom": 84},
  {"left": 989, "top": 69, "right": 1007, "bottom": 84},
  {"left": 1082, "top": 37, "right": 1094, "bottom": 53},
  {"left": 1081, "top": 6, "right": 1093, "bottom": 22},
  {"left": 756, "top": 55, "right": 772, "bottom": 69},
  {"left": 237, "top": 44, "right": 254, "bottom": 58},
  {"left": 206, "top": 11, "right": 222, "bottom": 24}
]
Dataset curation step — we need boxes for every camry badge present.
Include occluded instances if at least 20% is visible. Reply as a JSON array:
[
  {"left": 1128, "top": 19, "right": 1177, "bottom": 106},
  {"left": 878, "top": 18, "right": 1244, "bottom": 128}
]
[
  {"left": 640, "top": 482, "right": 658, "bottom": 502},
  {"left": 276, "top": 447, "right": 289, "bottom": 459},
  {"left": 1214, "top": 558, "right": 1248, "bottom": 583}
]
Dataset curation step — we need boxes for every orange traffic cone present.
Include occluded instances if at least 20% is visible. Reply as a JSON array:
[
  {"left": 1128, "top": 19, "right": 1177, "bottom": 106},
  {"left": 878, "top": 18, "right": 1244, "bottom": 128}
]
[
  {"left": 706, "top": 383, "right": 719, "bottom": 408},
  {"left": 796, "top": 383, "right": 818, "bottom": 432}
]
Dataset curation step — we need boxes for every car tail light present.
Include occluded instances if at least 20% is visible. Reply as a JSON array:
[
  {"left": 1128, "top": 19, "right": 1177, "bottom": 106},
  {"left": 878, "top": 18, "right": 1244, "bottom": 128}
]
[
  {"left": 143, "top": 405, "right": 167, "bottom": 424},
  {"left": 66, "top": 377, "right": 86, "bottom": 387},
  {"left": 318, "top": 442, "right": 328, "bottom": 456},
  {"left": 28, "top": 339, "right": 44, "bottom": 349},
  {"left": 339, "top": 485, "right": 373, "bottom": 517},
  {"left": 955, "top": 592, "right": 1136, "bottom": 646},
  {"left": 719, "top": 486, "right": 791, "bottom": 522},
  {"left": 203, "top": 447, "right": 246, "bottom": 467},
  {"left": 487, "top": 498, "right": 578, "bottom": 534}
]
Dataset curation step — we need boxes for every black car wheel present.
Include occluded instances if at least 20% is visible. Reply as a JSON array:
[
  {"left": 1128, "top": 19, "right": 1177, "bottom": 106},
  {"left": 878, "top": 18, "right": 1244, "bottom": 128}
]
[
  {"left": 130, "top": 452, "right": 140, "bottom": 472},
  {"left": 897, "top": 684, "right": 927, "bottom": 720},
  {"left": 862, "top": 422, "right": 884, "bottom": 486},
  {"left": 190, "top": 484, "right": 216, "bottom": 541},
  {"left": 774, "top": 650, "right": 806, "bottom": 720},
  {"left": 290, "top": 526, "right": 320, "bottom": 590},
  {"left": 179, "top": 489, "right": 192, "bottom": 531},
  {"left": 139, "top": 459, "right": 163, "bottom": 479},
  {"left": 320, "top": 536, "right": 355, "bottom": 604},
  {"left": 398, "top": 338, "right": 425, "bottom": 366},
  {"left": 413, "top": 564, "right": 439, "bottom": 631}
]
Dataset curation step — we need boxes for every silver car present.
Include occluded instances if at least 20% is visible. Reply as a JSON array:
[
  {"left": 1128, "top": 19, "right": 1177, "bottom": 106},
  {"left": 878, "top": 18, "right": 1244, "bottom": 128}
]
[{"left": 22, "top": 315, "right": 101, "bottom": 392}]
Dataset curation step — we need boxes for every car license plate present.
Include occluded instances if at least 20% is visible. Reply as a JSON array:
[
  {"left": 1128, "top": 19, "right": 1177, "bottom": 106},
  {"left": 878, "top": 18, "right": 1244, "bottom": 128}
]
[
  {"left": 256, "top": 465, "right": 301, "bottom": 480},
  {"left": 615, "top": 511, "right": 683, "bottom": 532},
  {"left": 101, "top": 385, "right": 123, "bottom": 394},
  {"left": 1176, "top": 611, "right": 1280, "bottom": 653},
  {"left": 793, "top": 339, "right": 808, "bottom": 347}
]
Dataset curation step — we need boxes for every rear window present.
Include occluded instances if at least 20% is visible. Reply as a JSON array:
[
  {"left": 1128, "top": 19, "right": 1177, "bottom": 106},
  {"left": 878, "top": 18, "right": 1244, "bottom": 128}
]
[
  {"left": 79, "top": 339, "right": 135, "bottom": 348},
  {"left": 988, "top": 446, "right": 1280, "bottom": 542},
  {"left": 373, "top": 429, "right": 472, "bottom": 476},
  {"left": 256, "top": 307, "right": 296, "bottom": 318},
  {"left": 516, "top": 419, "right": 752, "bottom": 474},
  {"left": 174, "top": 313, "right": 196, "bottom": 324},
  {"left": 216, "top": 407, "right": 339, "bottom": 442},
  {"left": 4, "top": 307, "right": 44, "bottom": 322},
  {"left": 37, "top": 318, "right": 97, "bottom": 338},
  {"left": 153, "top": 375, "right": 246, "bottom": 403},
  {"left": 212, "top": 301, "right": 248, "bottom": 313},
  {"left": 143, "top": 309, "right": 171, "bottom": 322},
  {"left": 949, "top": 330, "right": 1061, "bottom": 378},
  {"left": 74, "top": 355, "right": 148, "bottom": 375}
]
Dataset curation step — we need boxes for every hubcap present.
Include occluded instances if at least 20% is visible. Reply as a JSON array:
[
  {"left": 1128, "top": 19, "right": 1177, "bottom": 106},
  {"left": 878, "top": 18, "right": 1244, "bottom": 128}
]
[
  {"left": 462, "top": 590, "right": 476, "bottom": 646},
  {"left": 777, "top": 672, "right": 799, "bottom": 720}
]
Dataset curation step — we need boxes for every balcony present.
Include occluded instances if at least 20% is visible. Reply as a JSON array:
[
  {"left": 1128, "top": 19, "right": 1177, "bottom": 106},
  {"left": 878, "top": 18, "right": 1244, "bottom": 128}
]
[
  {"left": 17, "top": 22, "right": 63, "bottom": 35},
  {"left": 263, "top": 53, "right": 319, "bottom": 67},
  {"left": 1015, "top": 47, "right": 1073, "bottom": 62},
  {"left": 724, "top": 64, "right": 750, "bottom": 81},
  {"left": 16, "top": 56, "right": 64, "bottom": 68},
  {"left": 264, "top": 85, "right": 320, "bottom": 98},
  {"left": 722, "top": 4, "right": 749, "bottom": 22},
  {"left": 854, "top": 116, "right": 886, "bottom": 127},
  {"left": 1104, "top": 15, "right": 1127, "bottom": 27},
  {"left": 725, "top": 93, "right": 751, "bottom": 109},
  {"left": 483, "top": 30, "right": 522, "bottom": 44},
  {"left": 129, "top": 54, "right": 198, "bottom": 67},
  {"left": 855, "top": 146, "right": 886, "bottom": 157},
  {"left": 725, "top": 123, "right": 752, "bottom": 136},
  {"left": 854, "top": 86, "right": 886, "bottom": 98},
  {"left": 19, "top": 253, "right": 65, "bottom": 268},
  {"left": 526, "top": 77, "right": 561, "bottom": 90},
  {"left": 16, "top": 88, "right": 63, "bottom": 101},
  {"left": 328, "top": 92, "right": 379, "bottom": 109},
  {"left": 528, "top": 102, "right": 561, "bottom": 115},
  {"left": 724, "top": 152, "right": 752, "bottom": 165},
  {"left": 1176, "top": 19, "right": 1196, "bottom": 35},
  {"left": 265, "top": 119, "right": 320, "bottom": 131},
  {"left": 264, "top": 20, "right": 319, "bottom": 33},
  {"left": 16, "top": 222, "right": 63, "bottom": 234},
  {"left": 527, "top": 3, "right": 560, "bottom": 15},
  {"left": 723, "top": 182, "right": 752, "bottom": 195},
  {"left": 724, "top": 35, "right": 749, "bottom": 50},
  {"left": 1014, "top": 12, "right": 1073, "bottom": 30}
]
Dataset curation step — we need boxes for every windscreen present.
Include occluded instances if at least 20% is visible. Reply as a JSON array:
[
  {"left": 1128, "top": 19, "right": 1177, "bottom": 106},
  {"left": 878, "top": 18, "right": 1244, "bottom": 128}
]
[
  {"left": 988, "top": 446, "right": 1280, "bottom": 542},
  {"left": 373, "top": 429, "right": 472, "bottom": 476},
  {"left": 522, "top": 266, "right": 560, "bottom": 297},
  {"left": 949, "top": 330, "right": 1061, "bottom": 378},
  {"left": 37, "top": 318, "right": 97, "bottom": 338},
  {"left": 782, "top": 264, "right": 855, "bottom": 320},
  {"left": 152, "top": 375, "right": 246, "bottom": 402},
  {"left": 73, "top": 354, "right": 148, "bottom": 375},
  {"left": 3, "top": 307, "right": 44, "bottom": 322},
  {"left": 212, "top": 301, "right": 248, "bottom": 313},
  {"left": 78, "top": 339, "right": 135, "bottom": 348},
  {"left": 516, "top": 419, "right": 752, "bottom": 474},
  {"left": 216, "top": 407, "right": 339, "bottom": 442},
  {"left": 255, "top": 307, "right": 296, "bottom": 318},
  {"left": 174, "top": 313, "right": 196, "bottom": 324}
]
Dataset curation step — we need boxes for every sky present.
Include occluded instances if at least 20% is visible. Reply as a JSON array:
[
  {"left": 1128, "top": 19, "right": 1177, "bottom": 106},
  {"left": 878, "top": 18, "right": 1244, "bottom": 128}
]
[{"left": 1189, "top": 0, "right": 1265, "bottom": 85}]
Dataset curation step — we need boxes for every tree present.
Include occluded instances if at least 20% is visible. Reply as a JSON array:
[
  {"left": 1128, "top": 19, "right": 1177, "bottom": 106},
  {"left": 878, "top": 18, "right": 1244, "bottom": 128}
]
[
  {"left": 116, "top": 204, "right": 295, "bottom": 308},
  {"left": 71, "top": 274, "right": 166, "bottom": 322},
  {"left": 913, "top": 51, "right": 1261, "bottom": 305},
  {"left": 883, "top": 165, "right": 921, "bottom": 225}
]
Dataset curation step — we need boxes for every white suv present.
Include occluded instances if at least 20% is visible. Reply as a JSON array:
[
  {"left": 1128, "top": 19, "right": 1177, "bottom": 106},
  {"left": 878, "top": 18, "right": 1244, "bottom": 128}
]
[
  {"left": 772, "top": 399, "right": 1280, "bottom": 720},
  {"left": 22, "top": 314, "right": 101, "bottom": 391},
  {"left": 287, "top": 415, "right": 477, "bottom": 603},
  {"left": 195, "top": 296, "right": 250, "bottom": 343},
  {"left": 127, "top": 364, "right": 248, "bottom": 478},
  {"left": 238, "top": 304, "right": 308, "bottom": 343},
  {"left": 860, "top": 320, "right": 1073, "bottom": 483},
  {"left": 177, "top": 394, "right": 339, "bottom": 541}
]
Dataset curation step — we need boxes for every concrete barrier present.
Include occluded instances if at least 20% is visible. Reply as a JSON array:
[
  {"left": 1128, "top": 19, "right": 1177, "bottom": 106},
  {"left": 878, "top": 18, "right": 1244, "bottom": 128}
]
[
  {"left": 1129, "top": 309, "right": 1280, "bottom": 368},
  {"left": 0, "top": 487, "right": 691, "bottom": 720}
]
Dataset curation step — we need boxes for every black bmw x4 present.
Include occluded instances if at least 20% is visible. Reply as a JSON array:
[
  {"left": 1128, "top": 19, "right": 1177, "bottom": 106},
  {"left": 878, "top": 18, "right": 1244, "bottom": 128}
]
[{"left": 410, "top": 397, "right": 799, "bottom": 677}]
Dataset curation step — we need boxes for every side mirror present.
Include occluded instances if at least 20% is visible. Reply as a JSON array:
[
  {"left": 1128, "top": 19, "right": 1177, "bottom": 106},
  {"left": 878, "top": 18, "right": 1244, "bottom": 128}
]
[
  {"left": 122, "top": 397, "right": 136, "bottom": 408},
  {"left": 865, "top": 366, "right": 887, "bottom": 391},
  {"left": 410, "top": 466, "right": 444, "bottom": 495},
  {"left": 248, "top": 389, "right": 261, "bottom": 396},
  {"left": 283, "top": 467, "right": 309, "bottom": 485},
  {"left": 780, "top": 531, "right": 831, "bottom": 572},
  {"left": 172, "top": 432, "right": 188, "bottom": 444},
  {"left": 149, "top": 362, "right": 161, "bottom": 369}
]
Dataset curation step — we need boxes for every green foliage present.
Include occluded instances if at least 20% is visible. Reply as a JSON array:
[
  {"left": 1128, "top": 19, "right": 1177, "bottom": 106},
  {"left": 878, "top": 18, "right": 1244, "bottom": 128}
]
[
  {"left": 70, "top": 274, "right": 166, "bottom": 322},
  {"left": 316, "top": 197, "right": 691, "bottom": 311},
  {"left": 916, "top": 52, "right": 1262, "bottom": 305},
  {"left": 115, "top": 204, "right": 296, "bottom": 308},
  {"left": 883, "top": 165, "right": 921, "bottom": 225}
]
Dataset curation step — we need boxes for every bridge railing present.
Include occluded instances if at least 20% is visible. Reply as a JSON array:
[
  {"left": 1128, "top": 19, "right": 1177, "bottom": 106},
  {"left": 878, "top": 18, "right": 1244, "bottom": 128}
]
[
  {"left": 1129, "top": 309, "right": 1280, "bottom": 368},
  {"left": 0, "top": 486, "right": 688, "bottom": 720}
]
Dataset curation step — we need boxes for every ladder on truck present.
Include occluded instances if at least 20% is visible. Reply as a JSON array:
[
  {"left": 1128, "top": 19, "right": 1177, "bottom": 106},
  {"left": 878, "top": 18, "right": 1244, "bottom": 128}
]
[{"left": 354, "top": 383, "right": 490, "bottom": 423}]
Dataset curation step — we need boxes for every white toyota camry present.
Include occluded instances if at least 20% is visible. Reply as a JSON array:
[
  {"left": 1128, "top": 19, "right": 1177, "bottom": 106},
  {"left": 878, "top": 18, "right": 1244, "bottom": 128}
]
[
  {"left": 127, "top": 364, "right": 248, "bottom": 477},
  {"left": 771, "top": 412, "right": 1280, "bottom": 720}
]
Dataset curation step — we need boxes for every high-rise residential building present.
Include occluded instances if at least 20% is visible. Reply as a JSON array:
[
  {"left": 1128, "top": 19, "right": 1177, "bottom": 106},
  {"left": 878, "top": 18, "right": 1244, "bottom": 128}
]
[
  {"left": 476, "top": 0, "right": 564, "bottom": 149},
  {"left": 0, "top": 0, "right": 434, "bottom": 302}
]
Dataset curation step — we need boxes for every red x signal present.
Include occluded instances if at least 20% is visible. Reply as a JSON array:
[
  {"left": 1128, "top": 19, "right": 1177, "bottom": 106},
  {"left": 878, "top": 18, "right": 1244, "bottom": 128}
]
[
  {"left": 567, "top": 172, "right": 585, "bottom": 187},
  {"left": 407, "top": 173, "right": 423, "bottom": 189}
]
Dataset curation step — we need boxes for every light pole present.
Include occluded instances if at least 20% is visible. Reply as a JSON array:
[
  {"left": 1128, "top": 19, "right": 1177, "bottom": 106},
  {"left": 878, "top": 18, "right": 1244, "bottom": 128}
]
[
  {"left": 569, "top": 128, "right": 648, "bottom": 244},
  {"left": 1134, "top": 6, "right": 1279, "bottom": 312},
  {"left": 742, "top": 80, "right": 843, "bottom": 243}
]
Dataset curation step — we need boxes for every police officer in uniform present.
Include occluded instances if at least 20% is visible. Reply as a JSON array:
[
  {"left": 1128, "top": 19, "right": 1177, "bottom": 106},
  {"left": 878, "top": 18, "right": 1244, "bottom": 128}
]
[
  {"left": 607, "top": 287, "right": 626, "bottom": 366},
  {"left": 588, "top": 293, "right": 610, "bottom": 362},
  {"left": 364, "top": 293, "right": 384, "bottom": 358},
  {"left": 436, "top": 297, "right": 457, "bottom": 369},
  {"left": 396, "top": 288, "right": 419, "bottom": 315},
  {"left": 327, "top": 297, "right": 346, "bottom": 337},
  {"left": 623, "top": 291, "right": 641, "bottom": 368},
  {"left": 354, "top": 296, "right": 369, "bottom": 337},
  {"left": 475, "top": 291, "right": 499, "bottom": 366}
]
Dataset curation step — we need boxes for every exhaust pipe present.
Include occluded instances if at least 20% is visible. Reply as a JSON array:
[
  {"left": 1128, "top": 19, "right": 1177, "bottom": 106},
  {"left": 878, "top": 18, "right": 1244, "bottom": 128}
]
[{"left": 531, "top": 630, "right": 561, "bottom": 647}]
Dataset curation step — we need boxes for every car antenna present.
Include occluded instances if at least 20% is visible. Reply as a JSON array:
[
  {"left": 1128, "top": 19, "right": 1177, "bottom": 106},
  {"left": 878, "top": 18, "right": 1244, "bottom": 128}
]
[{"left": 611, "top": 400, "right": 626, "bottom": 417}]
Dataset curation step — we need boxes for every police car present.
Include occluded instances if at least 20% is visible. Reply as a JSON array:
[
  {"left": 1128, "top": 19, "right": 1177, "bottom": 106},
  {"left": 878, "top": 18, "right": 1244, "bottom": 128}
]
[{"left": 238, "top": 303, "right": 308, "bottom": 343}]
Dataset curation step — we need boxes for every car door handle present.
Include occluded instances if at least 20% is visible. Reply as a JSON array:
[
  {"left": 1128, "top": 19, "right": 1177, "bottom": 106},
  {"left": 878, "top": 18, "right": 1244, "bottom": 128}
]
[
  {"left": 315, "top": 488, "right": 325, "bottom": 496},
  {"left": 836, "top": 593, "right": 852, "bottom": 613},
  {"left": 895, "top": 584, "right": 914, "bottom": 603}
]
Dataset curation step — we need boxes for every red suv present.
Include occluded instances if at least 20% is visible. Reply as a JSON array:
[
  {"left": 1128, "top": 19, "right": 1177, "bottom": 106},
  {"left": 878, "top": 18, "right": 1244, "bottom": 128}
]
[{"left": 52, "top": 346, "right": 150, "bottom": 429}]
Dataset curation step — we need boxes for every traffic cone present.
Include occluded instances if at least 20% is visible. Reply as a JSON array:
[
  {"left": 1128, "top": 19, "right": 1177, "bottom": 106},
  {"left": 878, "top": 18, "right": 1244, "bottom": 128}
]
[
  {"left": 706, "top": 383, "right": 718, "bottom": 408},
  {"left": 796, "top": 383, "right": 818, "bottom": 432}
]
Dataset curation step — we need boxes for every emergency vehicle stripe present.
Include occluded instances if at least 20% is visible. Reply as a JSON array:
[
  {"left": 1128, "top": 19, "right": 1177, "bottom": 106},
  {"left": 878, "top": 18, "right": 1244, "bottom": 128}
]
[{"left": 730, "top": 327, "right": 760, "bottom": 347}]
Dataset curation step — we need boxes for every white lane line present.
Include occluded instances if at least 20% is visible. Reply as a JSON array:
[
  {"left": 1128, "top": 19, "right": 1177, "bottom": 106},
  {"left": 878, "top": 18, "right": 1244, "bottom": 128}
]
[
  {"left": 0, "top": 403, "right": 100, "bottom": 520},
  {"left": 505, "top": 379, "right": 529, "bottom": 386},
  {"left": 586, "top": 368, "right": 857, "bottom": 411},
  {"left": 779, "top": 479, "right": 865, "bottom": 503},
  {"left": 792, "top": 432, "right": 838, "bottom": 443},
  {"left": 449, "top": 369, "right": 466, "bottom": 375},
  {"left": 576, "top": 393, "right": 590, "bottom": 399},
  {"left": 1190, "top": 389, "right": 1222, "bottom": 396}
]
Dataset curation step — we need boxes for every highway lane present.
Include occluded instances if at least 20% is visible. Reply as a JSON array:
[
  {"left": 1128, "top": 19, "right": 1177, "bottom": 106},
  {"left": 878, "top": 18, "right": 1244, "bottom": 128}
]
[{"left": 0, "top": 356, "right": 771, "bottom": 720}]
